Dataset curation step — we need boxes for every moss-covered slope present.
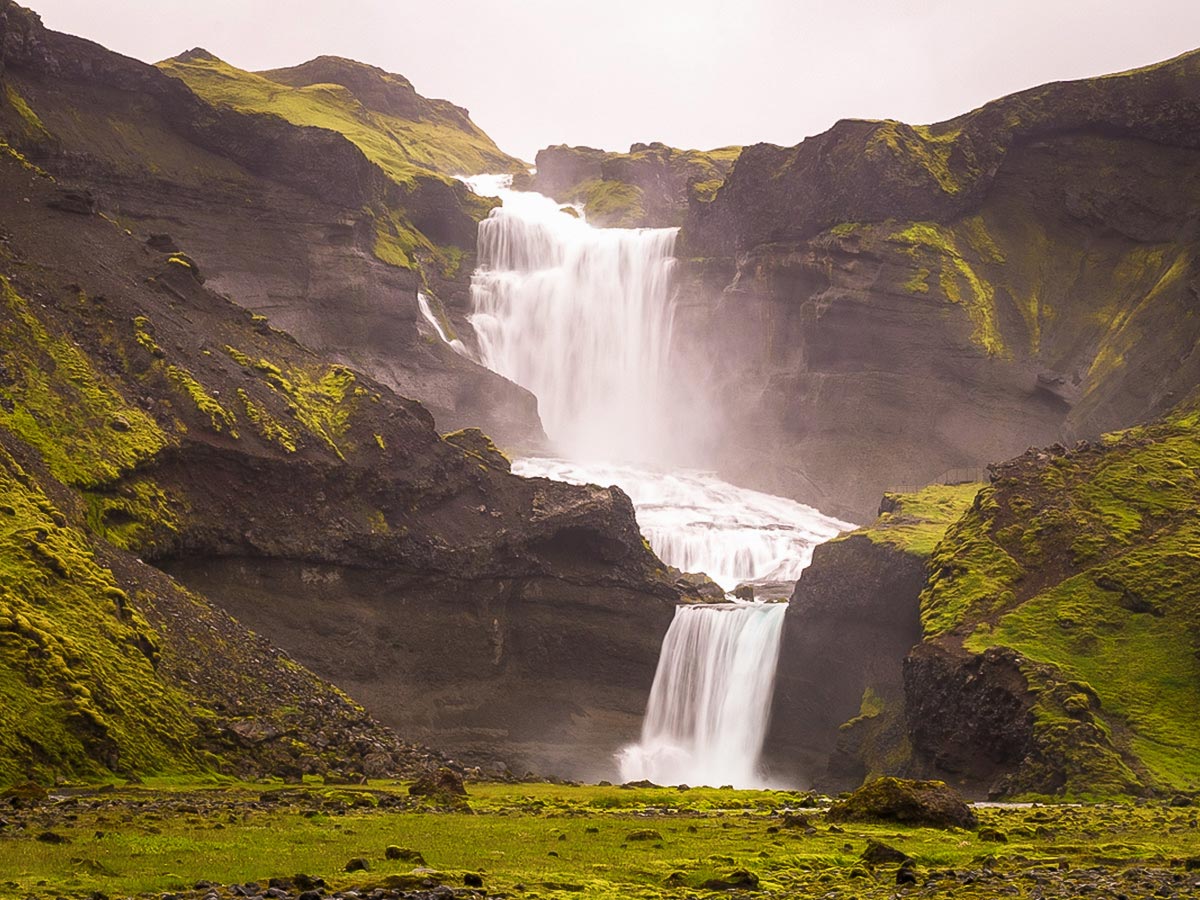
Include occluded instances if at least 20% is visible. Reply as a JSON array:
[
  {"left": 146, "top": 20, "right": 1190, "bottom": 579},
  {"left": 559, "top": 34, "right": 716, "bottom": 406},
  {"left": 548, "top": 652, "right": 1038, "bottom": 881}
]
[
  {"left": 911, "top": 400, "right": 1200, "bottom": 797},
  {"left": 0, "top": 2, "right": 545, "bottom": 447},
  {"left": 159, "top": 51, "right": 524, "bottom": 186}
]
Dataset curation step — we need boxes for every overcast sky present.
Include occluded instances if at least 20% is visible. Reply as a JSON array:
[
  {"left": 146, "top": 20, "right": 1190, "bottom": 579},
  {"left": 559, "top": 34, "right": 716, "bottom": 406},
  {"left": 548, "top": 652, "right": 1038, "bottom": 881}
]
[{"left": 26, "top": 0, "right": 1200, "bottom": 162}]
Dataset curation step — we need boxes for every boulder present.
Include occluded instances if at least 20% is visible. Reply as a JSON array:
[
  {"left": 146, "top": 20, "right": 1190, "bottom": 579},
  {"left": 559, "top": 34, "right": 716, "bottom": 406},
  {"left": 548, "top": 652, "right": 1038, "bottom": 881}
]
[{"left": 827, "top": 777, "right": 977, "bottom": 830}]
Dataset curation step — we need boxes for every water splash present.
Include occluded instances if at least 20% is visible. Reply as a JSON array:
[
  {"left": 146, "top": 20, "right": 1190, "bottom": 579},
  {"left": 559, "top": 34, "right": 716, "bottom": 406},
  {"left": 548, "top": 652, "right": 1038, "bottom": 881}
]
[
  {"left": 465, "top": 176, "right": 678, "bottom": 462},
  {"left": 617, "top": 603, "right": 788, "bottom": 788},
  {"left": 513, "top": 457, "right": 852, "bottom": 591}
]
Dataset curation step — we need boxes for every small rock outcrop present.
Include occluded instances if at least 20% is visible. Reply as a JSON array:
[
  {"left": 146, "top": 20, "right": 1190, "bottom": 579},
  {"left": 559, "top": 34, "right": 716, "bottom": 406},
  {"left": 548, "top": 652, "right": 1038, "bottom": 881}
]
[{"left": 827, "top": 777, "right": 977, "bottom": 830}]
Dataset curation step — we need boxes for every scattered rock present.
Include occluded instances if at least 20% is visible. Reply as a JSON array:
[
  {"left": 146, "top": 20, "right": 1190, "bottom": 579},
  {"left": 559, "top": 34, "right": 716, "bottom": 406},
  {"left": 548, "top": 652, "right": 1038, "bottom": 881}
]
[
  {"left": 979, "top": 827, "right": 1008, "bottom": 843},
  {"left": 861, "top": 839, "right": 911, "bottom": 866},
  {"left": 463, "top": 873, "right": 483, "bottom": 888},
  {"left": 36, "top": 830, "right": 70, "bottom": 844},
  {"left": 409, "top": 767, "right": 467, "bottom": 799},
  {"left": 47, "top": 188, "right": 97, "bottom": 215},
  {"left": 146, "top": 233, "right": 180, "bottom": 252},
  {"left": 828, "top": 777, "right": 978, "bottom": 830},
  {"left": 700, "top": 869, "right": 759, "bottom": 890},
  {"left": 626, "top": 829, "right": 663, "bottom": 841},
  {"left": 385, "top": 846, "right": 425, "bottom": 864},
  {"left": 344, "top": 858, "right": 369, "bottom": 873}
]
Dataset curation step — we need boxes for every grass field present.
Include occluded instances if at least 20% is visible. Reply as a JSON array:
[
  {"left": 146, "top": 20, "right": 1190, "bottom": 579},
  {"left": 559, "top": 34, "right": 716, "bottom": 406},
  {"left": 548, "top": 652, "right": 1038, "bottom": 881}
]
[{"left": 1, "top": 780, "right": 1197, "bottom": 899}]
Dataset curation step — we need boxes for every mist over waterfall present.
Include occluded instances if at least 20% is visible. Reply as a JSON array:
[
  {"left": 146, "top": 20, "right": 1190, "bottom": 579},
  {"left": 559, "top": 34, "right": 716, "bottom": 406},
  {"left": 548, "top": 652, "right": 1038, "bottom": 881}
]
[
  {"left": 460, "top": 175, "right": 851, "bottom": 787},
  {"left": 617, "top": 604, "right": 788, "bottom": 788},
  {"left": 468, "top": 179, "right": 678, "bottom": 462}
]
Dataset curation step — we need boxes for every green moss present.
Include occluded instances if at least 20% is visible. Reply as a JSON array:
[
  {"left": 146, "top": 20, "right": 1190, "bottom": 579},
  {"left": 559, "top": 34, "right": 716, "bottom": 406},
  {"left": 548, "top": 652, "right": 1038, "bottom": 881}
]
[
  {"left": 830, "top": 222, "right": 860, "bottom": 237},
  {"left": 3, "top": 82, "right": 50, "bottom": 142},
  {"left": 83, "top": 478, "right": 183, "bottom": 552},
  {"left": 165, "top": 366, "right": 238, "bottom": 436},
  {"left": 889, "top": 222, "right": 1006, "bottom": 357},
  {"left": 225, "top": 354, "right": 364, "bottom": 459},
  {"left": 236, "top": 389, "right": 297, "bottom": 452},
  {"left": 0, "top": 447, "right": 205, "bottom": 784},
  {"left": 940, "top": 399, "right": 1200, "bottom": 794},
  {"left": 903, "top": 267, "right": 931, "bottom": 294},
  {"left": 0, "top": 279, "right": 170, "bottom": 488},
  {"left": 157, "top": 54, "right": 520, "bottom": 185},
  {"left": 866, "top": 121, "right": 970, "bottom": 196},
  {"left": 572, "top": 178, "right": 646, "bottom": 227},
  {"left": 846, "top": 483, "right": 983, "bottom": 559},
  {"left": 920, "top": 489, "right": 1022, "bottom": 637}
]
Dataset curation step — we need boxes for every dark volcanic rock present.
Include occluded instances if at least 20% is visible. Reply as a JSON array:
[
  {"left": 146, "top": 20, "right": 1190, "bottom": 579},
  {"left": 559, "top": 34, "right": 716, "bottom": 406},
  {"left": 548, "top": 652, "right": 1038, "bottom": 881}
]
[
  {"left": 765, "top": 534, "right": 926, "bottom": 788},
  {"left": 828, "top": 777, "right": 977, "bottom": 830},
  {"left": 902, "top": 643, "right": 1034, "bottom": 787},
  {"left": 668, "top": 51, "right": 1200, "bottom": 521},
  {"left": 860, "top": 839, "right": 911, "bottom": 866},
  {"left": 409, "top": 768, "right": 467, "bottom": 800}
]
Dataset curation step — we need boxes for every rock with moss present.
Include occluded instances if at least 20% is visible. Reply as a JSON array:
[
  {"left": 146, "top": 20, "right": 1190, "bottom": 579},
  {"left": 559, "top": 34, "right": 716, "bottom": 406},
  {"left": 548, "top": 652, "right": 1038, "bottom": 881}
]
[
  {"left": 827, "top": 777, "right": 977, "bottom": 830},
  {"left": 527, "top": 142, "right": 741, "bottom": 227}
]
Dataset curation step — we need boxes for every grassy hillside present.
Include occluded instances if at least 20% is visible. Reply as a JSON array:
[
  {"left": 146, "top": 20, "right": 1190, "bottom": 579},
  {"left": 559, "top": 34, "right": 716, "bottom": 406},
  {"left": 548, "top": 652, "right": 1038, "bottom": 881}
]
[
  {"left": 921, "top": 398, "right": 1200, "bottom": 795},
  {"left": 158, "top": 51, "right": 524, "bottom": 186}
]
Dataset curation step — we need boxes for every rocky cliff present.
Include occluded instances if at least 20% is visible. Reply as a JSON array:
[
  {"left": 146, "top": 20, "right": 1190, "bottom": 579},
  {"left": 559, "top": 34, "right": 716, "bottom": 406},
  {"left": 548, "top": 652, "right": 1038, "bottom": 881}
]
[
  {"left": 522, "top": 142, "right": 740, "bottom": 227},
  {"left": 673, "top": 49, "right": 1200, "bottom": 521},
  {"left": 0, "top": 6, "right": 701, "bottom": 782},
  {"left": 769, "top": 396, "right": 1200, "bottom": 798},
  {"left": 765, "top": 484, "right": 980, "bottom": 790},
  {"left": 0, "top": 1, "right": 545, "bottom": 450}
]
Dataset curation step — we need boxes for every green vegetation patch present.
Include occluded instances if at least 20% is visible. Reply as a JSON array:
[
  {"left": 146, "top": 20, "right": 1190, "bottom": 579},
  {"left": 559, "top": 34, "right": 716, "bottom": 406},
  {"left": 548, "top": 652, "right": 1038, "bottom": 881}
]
[
  {"left": 0, "top": 781, "right": 1197, "bottom": 899},
  {"left": 932, "top": 399, "right": 1200, "bottom": 794},
  {"left": 573, "top": 178, "right": 646, "bottom": 227},
  {"left": 223, "top": 348, "right": 365, "bottom": 458},
  {"left": 888, "top": 221, "right": 1007, "bottom": 357},
  {"left": 0, "top": 447, "right": 204, "bottom": 785},
  {"left": 157, "top": 54, "right": 517, "bottom": 184},
  {"left": 849, "top": 483, "right": 983, "bottom": 558},
  {"left": 0, "top": 279, "right": 170, "bottom": 488}
]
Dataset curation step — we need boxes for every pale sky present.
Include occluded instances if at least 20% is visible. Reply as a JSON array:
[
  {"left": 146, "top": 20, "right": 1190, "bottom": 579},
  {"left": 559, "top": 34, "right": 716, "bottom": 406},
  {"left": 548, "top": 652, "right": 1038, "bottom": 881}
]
[{"left": 25, "top": 0, "right": 1200, "bottom": 162}]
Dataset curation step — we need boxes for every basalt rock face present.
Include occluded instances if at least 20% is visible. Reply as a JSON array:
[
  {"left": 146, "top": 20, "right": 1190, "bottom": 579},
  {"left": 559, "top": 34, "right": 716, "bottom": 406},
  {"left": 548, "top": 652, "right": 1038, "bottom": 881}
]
[
  {"left": 524, "top": 142, "right": 740, "bottom": 227},
  {"left": 0, "top": 2, "right": 545, "bottom": 450},
  {"left": 674, "top": 50, "right": 1200, "bottom": 522},
  {"left": 765, "top": 535, "right": 926, "bottom": 788},
  {"left": 0, "top": 91, "right": 688, "bottom": 783}
]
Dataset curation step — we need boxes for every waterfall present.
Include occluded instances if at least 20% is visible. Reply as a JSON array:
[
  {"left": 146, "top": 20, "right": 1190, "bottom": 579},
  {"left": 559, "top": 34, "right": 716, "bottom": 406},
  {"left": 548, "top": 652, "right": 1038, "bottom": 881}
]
[
  {"left": 460, "top": 175, "right": 852, "bottom": 788},
  {"left": 467, "top": 178, "right": 678, "bottom": 462},
  {"left": 617, "top": 603, "right": 788, "bottom": 788}
]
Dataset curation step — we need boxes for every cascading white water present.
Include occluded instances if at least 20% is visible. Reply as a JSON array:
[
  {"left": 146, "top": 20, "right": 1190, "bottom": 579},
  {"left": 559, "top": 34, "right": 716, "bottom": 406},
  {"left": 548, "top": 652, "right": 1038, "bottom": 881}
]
[
  {"left": 617, "top": 603, "right": 788, "bottom": 788},
  {"left": 513, "top": 457, "right": 851, "bottom": 591},
  {"left": 467, "top": 176, "right": 678, "bottom": 462},
  {"left": 459, "top": 175, "right": 853, "bottom": 787}
]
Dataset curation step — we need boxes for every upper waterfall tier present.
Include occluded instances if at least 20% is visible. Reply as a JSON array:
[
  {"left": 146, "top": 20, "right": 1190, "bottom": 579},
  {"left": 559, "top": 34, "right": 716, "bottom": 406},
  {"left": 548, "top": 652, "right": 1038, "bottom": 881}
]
[{"left": 467, "top": 177, "right": 679, "bottom": 463}]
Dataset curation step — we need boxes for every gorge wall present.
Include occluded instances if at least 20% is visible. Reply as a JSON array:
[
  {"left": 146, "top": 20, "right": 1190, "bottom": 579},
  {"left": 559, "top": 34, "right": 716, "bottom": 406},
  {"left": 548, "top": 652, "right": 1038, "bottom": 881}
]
[{"left": 671, "top": 50, "right": 1200, "bottom": 521}]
